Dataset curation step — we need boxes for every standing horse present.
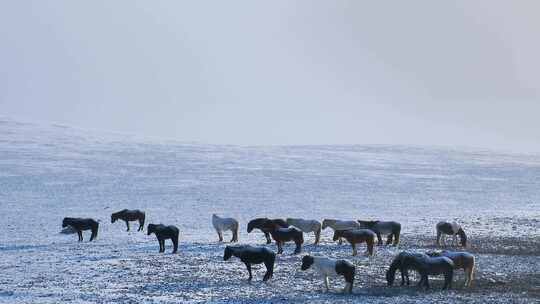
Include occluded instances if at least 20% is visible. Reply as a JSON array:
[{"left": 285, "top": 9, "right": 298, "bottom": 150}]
[
  {"left": 333, "top": 229, "right": 376, "bottom": 256},
  {"left": 387, "top": 252, "right": 454, "bottom": 290},
  {"left": 111, "top": 209, "right": 145, "bottom": 232},
  {"left": 436, "top": 221, "right": 467, "bottom": 247},
  {"left": 147, "top": 224, "right": 179, "bottom": 253},
  {"left": 322, "top": 219, "right": 361, "bottom": 244},
  {"left": 301, "top": 255, "right": 355, "bottom": 293},
  {"left": 247, "top": 218, "right": 288, "bottom": 244},
  {"left": 223, "top": 245, "right": 276, "bottom": 282},
  {"left": 212, "top": 214, "right": 239, "bottom": 242},
  {"left": 426, "top": 250, "right": 475, "bottom": 287},
  {"left": 357, "top": 220, "right": 401, "bottom": 246},
  {"left": 62, "top": 217, "right": 99, "bottom": 242},
  {"left": 263, "top": 221, "right": 304, "bottom": 254},
  {"left": 286, "top": 218, "right": 322, "bottom": 245},
  {"left": 386, "top": 251, "right": 427, "bottom": 286}
]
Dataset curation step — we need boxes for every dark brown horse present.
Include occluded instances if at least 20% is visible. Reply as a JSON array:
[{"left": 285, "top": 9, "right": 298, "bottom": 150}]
[
  {"left": 147, "top": 224, "right": 179, "bottom": 253},
  {"left": 357, "top": 220, "right": 401, "bottom": 246},
  {"left": 62, "top": 217, "right": 99, "bottom": 242},
  {"left": 387, "top": 252, "right": 454, "bottom": 290},
  {"left": 111, "top": 209, "right": 145, "bottom": 232},
  {"left": 267, "top": 225, "right": 304, "bottom": 254},
  {"left": 223, "top": 245, "right": 276, "bottom": 282},
  {"left": 333, "top": 229, "right": 376, "bottom": 256},
  {"left": 247, "top": 218, "right": 289, "bottom": 244}
]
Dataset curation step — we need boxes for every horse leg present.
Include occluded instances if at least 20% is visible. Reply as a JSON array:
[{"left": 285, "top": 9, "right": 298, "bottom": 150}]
[
  {"left": 232, "top": 228, "right": 238, "bottom": 243},
  {"left": 314, "top": 229, "right": 320, "bottom": 245},
  {"left": 386, "top": 234, "right": 393, "bottom": 246},
  {"left": 138, "top": 219, "right": 143, "bottom": 231},
  {"left": 77, "top": 231, "right": 83, "bottom": 242},
  {"left": 265, "top": 232, "right": 271, "bottom": 244},
  {"left": 172, "top": 236, "right": 178, "bottom": 253},
  {"left": 216, "top": 229, "right": 223, "bottom": 242},
  {"left": 351, "top": 243, "right": 357, "bottom": 256},
  {"left": 423, "top": 275, "right": 430, "bottom": 290},
  {"left": 244, "top": 263, "right": 253, "bottom": 281},
  {"left": 160, "top": 239, "right": 165, "bottom": 253},
  {"left": 324, "top": 275, "right": 330, "bottom": 292},
  {"left": 294, "top": 240, "right": 302, "bottom": 254},
  {"left": 125, "top": 220, "right": 130, "bottom": 232},
  {"left": 367, "top": 240, "right": 374, "bottom": 256},
  {"left": 277, "top": 241, "right": 283, "bottom": 254},
  {"left": 376, "top": 233, "right": 383, "bottom": 246},
  {"left": 393, "top": 232, "right": 400, "bottom": 246}
]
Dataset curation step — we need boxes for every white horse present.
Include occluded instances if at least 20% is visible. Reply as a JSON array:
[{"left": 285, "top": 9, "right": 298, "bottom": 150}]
[
  {"left": 301, "top": 255, "right": 355, "bottom": 293},
  {"left": 321, "top": 219, "right": 361, "bottom": 244},
  {"left": 212, "top": 214, "right": 239, "bottom": 242},
  {"left": 286, "top": 218, "right": 322, "bottom": 245}
]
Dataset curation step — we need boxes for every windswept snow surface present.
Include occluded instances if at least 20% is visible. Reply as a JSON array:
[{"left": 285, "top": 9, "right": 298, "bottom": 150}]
[{"left": 0, "top": 118, "right": 539, "bottom": 303}]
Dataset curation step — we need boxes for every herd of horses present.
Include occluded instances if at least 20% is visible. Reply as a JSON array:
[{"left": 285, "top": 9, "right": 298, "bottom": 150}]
[{"left": 61, "top": 210, "right": 474, "bottom": 293}]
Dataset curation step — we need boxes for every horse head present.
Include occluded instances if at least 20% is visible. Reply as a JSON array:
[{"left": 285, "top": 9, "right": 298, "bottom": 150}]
[
  {"left": 457, "top": 228, "right": 467, "bottom": 247},
  {"left": 147, "top": 224, "right": 156, "bottom": 235},
  {"left": 111, "top": 213, "right": 117, "bottom": 223},
  {"left": 385, "top": 267, "right": 396, "bottom": 286},
  {"left": 247, "top": 218, "right": 267, "bottom": 233},
  {"left": 223, "top": 246, "right": 233, "bottom": 261},
  {"left": 300, "top": 255, "right": 314, "bottom": 270}
]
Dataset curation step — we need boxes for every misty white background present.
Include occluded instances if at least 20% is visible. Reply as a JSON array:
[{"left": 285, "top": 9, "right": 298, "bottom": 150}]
[{"left": 1, "top": 1, "right": 539, "bottom": 151}]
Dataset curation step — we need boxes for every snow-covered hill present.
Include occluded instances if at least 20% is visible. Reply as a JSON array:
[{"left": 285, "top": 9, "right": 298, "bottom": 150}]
[{"left": 0, "top": 118, "right": 538, "bottom": 303}]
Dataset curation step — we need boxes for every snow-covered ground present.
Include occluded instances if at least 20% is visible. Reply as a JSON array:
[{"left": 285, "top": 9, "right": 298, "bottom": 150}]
[{"left": 0, "top": 118, "right": 538, "bottom": 303}]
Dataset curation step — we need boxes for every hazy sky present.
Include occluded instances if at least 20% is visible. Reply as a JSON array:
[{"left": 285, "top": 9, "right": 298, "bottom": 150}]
[{"left": 1, "top": 1, "right": 539, "bottom": 151}]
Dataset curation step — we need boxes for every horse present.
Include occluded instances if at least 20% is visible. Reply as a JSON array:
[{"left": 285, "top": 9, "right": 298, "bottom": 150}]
[
  {"left": 268, "top": 225, "right": 304, "bottom": 254},
  {"left": 386, "top": 252, "right": 454, "bottom": 290},
  {"left": 357, "top": 220, "right": 401, "bottom": 246},
  {"left": 332, "top": 229, "right": 376, "bottom": 256},
  {"left": 147, "top": 224, "right": 179, "bottom": 253},
  {"left": 212, "top": 214, "right": 239, "bottom": 242},
  {"left": 62, "top": 217, "right": 99, "bottom": 242},
  {"left": 223, "top": 245, "right": 276, "bottom": 282},
  {"left": 426, "top": 250, "right": 475, "bottom": 287},
  {"left": 111, "top": 209, "right": 145, "bottom": 232},
  {"left": 322, "top": 219, "right": 361, "bottom": 244},
  {"left": 286, "top": 218, "right": 322, "bottom": 245},
  {"left": 301, "top": 255, "right": 355, "bottom": 293},
  {"left": 247, "top": 218, "right": 289, "bottom": 244},
  {"left": 436, "top": 221, "right": 467, "bottom": 247},
  {"left": 386, "top": 251, "right": 426, "bottom": 286}
]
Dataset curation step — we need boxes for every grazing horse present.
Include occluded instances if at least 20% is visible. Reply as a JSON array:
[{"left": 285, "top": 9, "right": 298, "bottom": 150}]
[
  {"left": 322, "top": 219, "right": 361, "bottom": 244},
  {"left": 223, "top": 245, "right": 276, "bottom": 282},
  {"left": 387, "top": 252, "right": 454, "bottom": 290},
  {"left": 269, "top": 226, "right": 304, "bottom": 254},
  {"left": 426, "top": 250, "right": 475, "bottom": 287},
  {"left": 436, "top": 221, "right": 467, "bottom": 247},
  {"left": 386, "top": 251, "right": 426, "bottom": 286},
  {"left": 357, "top": 220, "right": 401, "bottom": 246},
  {"left": 212, "top": 214, "right": 239, "bottom": 242},
  {"left": 62, "top": 217, "right": 99, "bottom": 242},
  {"left": 147, "top": 224, "right": 179, "bottom": 253},
  {"left": 111, "top": 209, "right": 145, "bottom": 232},
  {"left": 301, "top": 255, "right": 355, "bottom": 293},
  {"left": 247, "top": 218, "right": 289, "bottom": 244},
  {"left": 286, "top": 218, "right": 322, "bottom": 245},
  {"left": 333, "top": 229, "right": 376, "bottom": 256}
]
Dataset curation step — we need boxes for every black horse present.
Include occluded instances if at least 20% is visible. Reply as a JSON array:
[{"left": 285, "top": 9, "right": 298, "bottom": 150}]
[
  {"left": 223, "top": 245, "right": 276, "bottom": 282},
  {"left": 62, "top": 217, "right": 99, "bottom": 242},
  {"left": 147, "top": 224, "right": 179, "bottom": 253},
  {"left": 357, "top": 220, "right": 401, "bottom": 246},
  {"left": 247, "top": 218, "right": 289, "bottom": 244},
  {"left": 111, "top": 209, "right": 145, "bottom": 232},
  {"left": 386, "top": 252, "right": 454, "bottom": 290}
]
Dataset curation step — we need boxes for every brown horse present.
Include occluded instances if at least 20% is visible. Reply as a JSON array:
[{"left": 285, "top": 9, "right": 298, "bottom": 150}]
[
  {"left": 333, "top": 229, "right": 376, "bottom": 256},
  {"left": 268, "top": 224, "right": 304, "bottom": 254},
  {"left": 247, "top": 218, "right": 289, "bottom": 244},
  {"left": 426, "top": 250, "right": 475, "bottom": 287},
  {"left": 111, "top": 209, "right": 145, "bottom": 232}
]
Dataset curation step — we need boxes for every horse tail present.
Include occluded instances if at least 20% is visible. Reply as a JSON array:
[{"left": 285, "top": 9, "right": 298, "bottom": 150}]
[
  {"left": 394, "top": 223, "right": 401, "bottom": 246},
  {"left": 141, "top": 212, "right": 146, "bottom": 227}
]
